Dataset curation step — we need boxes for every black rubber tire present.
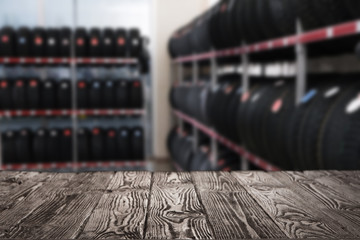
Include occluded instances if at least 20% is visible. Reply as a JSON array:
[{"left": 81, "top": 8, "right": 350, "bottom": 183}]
[
  {"left": 91, "top": 127, "right": 104, "bottom": 161},
  {"left": 296, "top": 0, "right": 323, "bottom": 31},
  {"left": 259, "top": 82, "right": 290, "bottom": 163},
  {"left": 2, "top": 131, "right": 17, "bottom": 164},
  {"left": 311, "top": 0, "right": 352, "bottom": 27},
  {"left": 131, "top": 127, "right": 144, "bottom": 160},
  {"left": 103, "top": 80, "right": 116, "bottom": 109},
  {"left": 61, "top": 128, "right": 73, "bottom": 162},
  {"left": 77, "top": 128, "right": 90, "bottom": 162},
  {"left": 344, "top": 0, "right": 360, "bottom": 18},
  {"left": 0, "top": 79, "right": 13, "bottom": 109},
  {"left": 262, "top": 85, "right": 292, "bottom": 167},
  {"left": 13, "top": 79, "right": 27, "bottom": 110},
  {"left": 237, "top": 84, "right": 261, "bottom": 145},
  {"left": 297, "top": 84, "right": 349, "bottom": 170},
  {"left": 42, "top": 79, "right": 57, "bottom": 109},
  {"left": 105, "top": 128, "right": 117, "bottom": 160},
  {"left": 57, "top": 80, "right": 71, "bottom": 109},
  {"left": 33, "top": 128, "right": 48, "bottom": 164},
  {"left": 225, "top": 85, "right": 243, "bottom": 142},
  {"left": 16, "top": 129, "right": 33, "bottom": 163},
  {"left": 118, "top": 127, "right": 131, "bottom": 160},
  {"left": 27, "top": 79, "right": 41, "bottom": 109},
  {"left": 318, "top": 84, "right": 360, "bottom": 170},
  {"left": 47, "top": 128, "right": 61, "bottom": 162},
  {"left": 285, "top": 88, "right": 320, "bottom": 170}
]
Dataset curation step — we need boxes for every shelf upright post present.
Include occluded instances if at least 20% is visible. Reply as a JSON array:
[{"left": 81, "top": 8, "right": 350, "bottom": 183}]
[
  {"left": 210, "top": 51, "right": 218, "bottom": 169},
  {"left": 71, "top": 0, "right": 79, "bottom": 170},
  {"left": 295, "top": 19, "right": 307, "bottom": 105},
  {"left": 192, "top": 57, "right": 199, "bottom": 151},
  {"left": 178, "top": 62, "right": 184, "bottom": 132},
  {"left": 241, "top": 42, "right": 250, "bottom": 171}
]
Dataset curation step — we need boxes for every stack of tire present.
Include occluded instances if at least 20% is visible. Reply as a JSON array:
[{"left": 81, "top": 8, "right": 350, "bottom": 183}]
[
  {"left": 2, "top": 126, "right": 144, "bottom": 164},
  {"left": 167, "top": 126, "right": 241, "bottom": 171},
  {"left": 0, "top": 78, "right": 143, "bottom": 110},
  {"left": 170, "top": 74, "right": 360, "bottom": 170},
  {"left": 168, "top": 0, "right": 360, "bottom": 62},
  {"left": 0, "top": 26, "right": 144, "bottom": 58}
]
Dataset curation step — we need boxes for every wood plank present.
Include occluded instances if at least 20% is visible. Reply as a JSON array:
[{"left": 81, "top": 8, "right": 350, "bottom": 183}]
[
  {"left": 152, "top": 172, "right": 192, "bottom": 186},
  {"left": 145, "top": 172, "right": 213, "bottom": 239},
  {"left": 107, "top": 171, "right": 151, "bottom": 191},
  {"left": 232, "top": 171, "right": 355, "bottom": 239},
  {"left": 192, "top": 172, "right": 286, "bottom": 239},
  {"left": 0, "top": 172, "right": 113, "bottom": 239},
  {"left": 304, "top": 171, "right": 360, "bottom": 200},
  {"left": 269, "top": 171, "right": 360, "bottom": 237},
  {"left": 0, "top": 172, "right": 60, "bottom": 223},
  {"left": 79, "top": 172, "right": 152, "bottom": 239}
]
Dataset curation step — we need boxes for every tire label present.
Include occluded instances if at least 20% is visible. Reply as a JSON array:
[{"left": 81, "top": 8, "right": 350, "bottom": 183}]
[
  {"left": 274, "top": 80, "right": 284, "bottom": 87},
  {"left": 346, "top": 94, "right": 360, "bottom": 114},
  {"left": 251, "top": 92, "right": 261, "bottom": 103},
  {"left": 324, "top": 86, "right": 340, "bottom": 98},
  {"left": 242, "top": 91, "right": 250, "bottom": 102},
  {"left": 224, "top": 85, "right": 234, "bottom": 94},
  {"left": 272, "top": 99, "right": 283, "bottom": 113},
  {"left": 301, "top": 89, "right": 317, "bottom": 104}
]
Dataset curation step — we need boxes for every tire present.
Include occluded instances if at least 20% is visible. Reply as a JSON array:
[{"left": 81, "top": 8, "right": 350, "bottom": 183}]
[
  {"left": 237, "top": 84, "right": 261, "bottom": 145},
  {"left": 297, "top": 83, "right": 350, "bottom": 170},
  {"left": 296, "top": 0, "right": 323, "bottom": 30},
  {"left": 311, "top": 0, "right": 352, "bottom": 27},
  {"left": 285, "top": 88, "right": 320, "bottom": 170},
  {"left": 260, "top": 82, "right": 290, "bottom": 163},
  {"left": 344, "top": 0, "right": 360, "bottom": 18},
  {"left": 318, "top": 84, "right": 360, "bottom": 170}
]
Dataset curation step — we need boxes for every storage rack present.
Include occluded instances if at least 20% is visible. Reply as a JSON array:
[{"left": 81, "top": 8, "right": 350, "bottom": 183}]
[
  {"left": 0, "top": 3, "right": 150, "bottom": 171},
  {"left": 171, "top": 19, "right": 360, "bottom": 171},
  {"left": 0, "top": 58, "right": 149, "bottom": 171}
]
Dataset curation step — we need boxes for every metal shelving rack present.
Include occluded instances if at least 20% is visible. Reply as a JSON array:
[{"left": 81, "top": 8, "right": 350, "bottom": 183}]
[
  {"left": 170, "top": 19, "right": 360, "bottom": 171},
  {"left": 0, "top": 0, "right": 150, "bottom": 171}
]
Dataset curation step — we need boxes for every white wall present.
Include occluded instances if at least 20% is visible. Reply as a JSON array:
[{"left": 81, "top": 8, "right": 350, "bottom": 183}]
[
  {"left": 0, "top": 0, "right": 151, "bottom": 36},
  {"left": 151, "top": 0, "right": 214, "bottom": 158}
]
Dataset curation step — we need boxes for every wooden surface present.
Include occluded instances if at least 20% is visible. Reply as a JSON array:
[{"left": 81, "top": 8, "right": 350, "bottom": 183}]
[{"left": 0, "top": 171, "right": 359, "bottom": 239}]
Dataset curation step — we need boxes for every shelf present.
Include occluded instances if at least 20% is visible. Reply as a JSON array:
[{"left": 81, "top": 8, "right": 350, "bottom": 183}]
[
  {"left": 174, "top": 110, "right": 280, "bottom": 171},
  {"left": 0, "top": 109, "right": 145, "bottom": 118},
  {"left": 174, "top": 19, "right": 360, "bottom": 63},
  {"left": 0, "top": 57, "right": 138, "bottom": 65},
  {"left": 1, "top": 160, "right": 147, "bottom": 171}
]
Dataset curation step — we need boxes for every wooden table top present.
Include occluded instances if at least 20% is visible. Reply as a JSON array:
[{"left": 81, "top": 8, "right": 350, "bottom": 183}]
[{"left": 0, "top": 171, "right": 359, "bottom": 239}]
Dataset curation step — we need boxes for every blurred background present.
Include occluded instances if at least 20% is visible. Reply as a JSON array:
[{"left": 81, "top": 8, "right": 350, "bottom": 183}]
[{"left": 0, "top": 0, "right": 359, "bottom": 172}]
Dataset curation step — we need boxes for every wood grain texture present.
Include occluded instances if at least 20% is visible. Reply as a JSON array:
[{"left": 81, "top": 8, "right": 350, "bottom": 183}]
[
  {"left": 269, "top": 171, "right": 360, "bottom": 237},
  {"left": 232, "top": 171, "right": 355, "bottom": 239},
  {"left": 79, "top": 172, "right": 152, "bottom": 239},
  {"left": 0, "top": 172, "right": 113, "bottom": 239},
  {"left": 1, "top": 171, "right": 360, "bottom": 240},
  {"left": 145, "top": 172, "right": 213, "bottom": 239},
  {"left": 304, "top": 171, "right": 360, "bottom": 200},
  {"left": 192, "top": 172, "right": 286, "bottom": 239},
  {"left": 0, "top": 172, "right": 62, "bottom": 228},
  {"left": 107, "top": 171, "right": 151, "bottom": 191}
]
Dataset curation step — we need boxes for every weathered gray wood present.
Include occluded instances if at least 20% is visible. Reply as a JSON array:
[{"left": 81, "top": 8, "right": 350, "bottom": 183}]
[
  {"left": 145, "top": 172, "right": 213, "bottom": 239},
  {"left": 0, "top": 172, "right": 113, "bottom": 239},
  {"left": 269, "top": 171, "right": 360, "bottom": 237},
  {"left": 304, "top": 171, "right": 360, "bottom": 200},
  {"left": 107, "top": 171, "right": 151, "bottom": 191},
  {"left": 232, "top": 171, "right": 355, "bottom": 239},
  {"left": 192, "top": 172, "right": 286, "bottom": 239},
  {"left": 1, "top": 171, "right": 360, "bottom": 240},
  {"left": 79, "top": 172, "right": 152, "bottom": 239}
]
